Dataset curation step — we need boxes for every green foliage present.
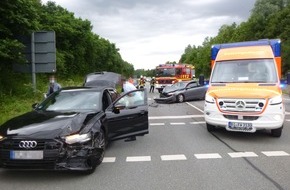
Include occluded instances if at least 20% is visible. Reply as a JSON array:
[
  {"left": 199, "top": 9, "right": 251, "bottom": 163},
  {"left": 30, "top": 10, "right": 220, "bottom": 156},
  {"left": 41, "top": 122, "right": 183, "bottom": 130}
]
[
  {"left": 0, "top": 0, "right": 136, "bottom": 125},
  {"left": 180, "top": 0, "right": 290, "bottom": 78}
]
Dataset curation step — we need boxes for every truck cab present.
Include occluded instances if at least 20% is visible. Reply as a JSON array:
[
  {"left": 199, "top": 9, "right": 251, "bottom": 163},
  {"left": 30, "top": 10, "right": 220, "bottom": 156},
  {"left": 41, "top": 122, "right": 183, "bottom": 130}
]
[{"left": 204, "top": 39, "right": 285, "bottom": 137}]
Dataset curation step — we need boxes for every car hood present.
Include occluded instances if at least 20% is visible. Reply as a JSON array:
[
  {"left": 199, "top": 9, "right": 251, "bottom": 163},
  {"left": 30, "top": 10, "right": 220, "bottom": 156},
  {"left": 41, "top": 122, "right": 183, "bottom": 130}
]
[
  {"left": 0, "top": 110, "right": 99, "bottom": 139},
  {"left": 207, "top": 83, "right": 282, "bottom": 99},
  {"left": 163, "top": 87, "right": 183, "bottom": 93}
]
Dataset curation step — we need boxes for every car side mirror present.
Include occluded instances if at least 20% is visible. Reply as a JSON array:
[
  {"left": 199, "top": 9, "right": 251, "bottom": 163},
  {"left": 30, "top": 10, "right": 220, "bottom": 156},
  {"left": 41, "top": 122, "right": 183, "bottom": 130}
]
[
  {"left": 32, "top": 103, "right": 38, "bottom": 109},
  {"left": 113, "top": 104, "right": 126, "bottom": 114}
]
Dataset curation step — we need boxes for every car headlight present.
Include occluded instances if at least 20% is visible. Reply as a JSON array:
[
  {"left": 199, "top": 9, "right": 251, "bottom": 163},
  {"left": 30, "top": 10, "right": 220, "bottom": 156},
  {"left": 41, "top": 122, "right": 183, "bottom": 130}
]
[
  {"left": 269, "top": 95, "right": 282, "bottom": 105},
  {"left": 65, "top": 133, "right": 91, "bottom": 144},
  {"left": 205, "top": 94, "right": 215, "bottom": 103},
  {"left": 167, "top": 92, "right": 174, "bottom": 95},
  {"left": 0, "top": 135, "right": 5, "bottom": 141}
]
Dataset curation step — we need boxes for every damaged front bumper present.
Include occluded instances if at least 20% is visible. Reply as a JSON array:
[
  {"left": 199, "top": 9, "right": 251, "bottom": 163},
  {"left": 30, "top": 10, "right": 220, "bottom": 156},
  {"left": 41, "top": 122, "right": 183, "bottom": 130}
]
[
  {"left": 154, "top": 94, "right": 176, "bottom": 104},
  {"left": 0, "top": 138, "right": 103, "bottom": 171}
]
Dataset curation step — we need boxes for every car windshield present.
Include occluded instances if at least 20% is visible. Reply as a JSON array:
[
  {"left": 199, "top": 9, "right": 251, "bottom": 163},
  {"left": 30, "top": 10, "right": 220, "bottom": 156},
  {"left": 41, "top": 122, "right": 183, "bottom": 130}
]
[
  {"left": 156, "top": 68, "right": 175, "bottom": 77},
  {"left": 172, "top": 81, "right": 188, "bottom": 89},
  {"left": 36, "top": 90, "right": 100, "bottom": 112},
  {"left": 211, "top": 59, "right": 278, "bottom": 83}
]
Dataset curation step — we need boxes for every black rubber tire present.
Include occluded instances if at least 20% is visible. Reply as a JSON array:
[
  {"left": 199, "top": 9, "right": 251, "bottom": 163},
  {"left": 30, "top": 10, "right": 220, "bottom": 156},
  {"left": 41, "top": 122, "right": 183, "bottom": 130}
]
[
  {"left": 85, "top": 129, "right": 106, "bottom": 174},
  {"left": 206, "top": 123, "right": 215, "bottom": 132},
  {"left": 271, "top": 126, "right": 283, "bottom": 137},
  {"left": 177, "top": 94, "right": 184, "bottom": 103}
]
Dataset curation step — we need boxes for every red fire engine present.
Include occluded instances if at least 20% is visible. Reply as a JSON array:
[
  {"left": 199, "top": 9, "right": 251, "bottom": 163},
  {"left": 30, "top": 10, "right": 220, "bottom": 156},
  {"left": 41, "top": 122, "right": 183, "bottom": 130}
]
[{"left": 155, "top": 63, "right": 195, "bottom": 93}]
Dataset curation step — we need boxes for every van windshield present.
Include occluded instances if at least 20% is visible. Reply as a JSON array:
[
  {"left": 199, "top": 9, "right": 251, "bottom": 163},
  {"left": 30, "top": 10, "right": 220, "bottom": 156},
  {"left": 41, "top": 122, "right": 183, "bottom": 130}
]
[{"left": 211, "top": 59, "right": 278, "bottom": 83}]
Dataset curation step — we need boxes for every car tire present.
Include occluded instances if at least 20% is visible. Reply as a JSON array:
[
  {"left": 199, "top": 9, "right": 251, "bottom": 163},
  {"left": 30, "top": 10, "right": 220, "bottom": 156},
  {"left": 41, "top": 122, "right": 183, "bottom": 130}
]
[
  {"left": 85, "top": 128, "right": 106, "bottom": 174},
  {"left": 271, "top": 126, "right": 283, "bottom": 137},
  {"left": 177, "top": 94, "right": 184, "bottom": 103},
  {"left": 206, "top": 123, "right": 215, "bottom": 132}
]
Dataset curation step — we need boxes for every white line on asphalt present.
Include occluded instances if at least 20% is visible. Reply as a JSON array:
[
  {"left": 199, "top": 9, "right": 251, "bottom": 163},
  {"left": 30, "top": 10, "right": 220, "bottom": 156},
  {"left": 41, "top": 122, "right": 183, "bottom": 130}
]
[
  {"left": 150, "top": 123, "right": 165, "bottom": 126},
  {"left": 170, "top": 122, "right": 185, "bottom": 125},
  {"left": 189, "top": 121, "right": 206, "bottom": 125},
  {"left": 149, "top": 115, "right": 204, "bottom": 119},
  {"left": 194, "top": 153, "right": 222, "bottom": 159},
  {"left": 103, "top": 157, "right": 116, "bottom": 163},
  {"left": 126, "top": 156, "right": 151, "bottom": 162},
  {"left": 161, "top": 154, "right": 187, "bottom": 161},
  {"left": 228, "top": 152, "right": 258, "bottom": 158},
  {"left": 261, "top": 151, "right": 290, "bottom": 157},
  {"left": 186, "top": 102, "right": 204, "bottom": 113}
]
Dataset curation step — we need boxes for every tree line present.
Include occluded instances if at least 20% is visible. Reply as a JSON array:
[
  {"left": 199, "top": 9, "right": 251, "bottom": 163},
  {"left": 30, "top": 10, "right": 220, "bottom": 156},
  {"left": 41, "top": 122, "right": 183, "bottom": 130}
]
[
  {"left": 0, "top": 0, "right": 134, "bottom": 96},
  {"left": 179, "top": 0, "right": 290, "bottom": 79}
]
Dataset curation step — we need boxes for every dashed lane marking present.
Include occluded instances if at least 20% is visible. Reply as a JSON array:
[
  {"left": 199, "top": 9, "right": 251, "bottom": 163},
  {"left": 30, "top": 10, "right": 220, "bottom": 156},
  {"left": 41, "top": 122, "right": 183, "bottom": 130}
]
[
  {"left": 228, "top": 152, "right": 258, "bottom": 158},
  {"left": 103, "top": 151, "right": 290, "bottom": 163},
  {"left": 161, "top": 154, "right": 187, "bottom": 161},
  {"left": 194, "top": 153, "right": 222, "bottom": 159},
  {"left": 190, "top": 121, "right": 206, "bottom": 124},
  {"left": 262, "top": 151, "right": 290, "bottom": 157},
  {"left": 170, "top": 122, "right": 186, "bottom": 125},
  {"left": 126, "top": 156, "right": 151, "bottom": 162},
  {"left": 150, "top": 123, "right": 165, "bottom": 126},
  {"left": 149, "top": 115, "right": 204, "bottom": 120},
  {"left": 150, "top": 122, "right": 205, "bottom": 126},
  {"left": 103, "top": 157, "right": 116, "bottom": 163}
]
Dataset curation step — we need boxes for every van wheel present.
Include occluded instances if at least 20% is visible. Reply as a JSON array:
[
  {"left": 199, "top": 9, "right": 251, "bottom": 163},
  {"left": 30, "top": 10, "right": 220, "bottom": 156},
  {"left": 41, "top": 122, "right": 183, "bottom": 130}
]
[
  {"left": 177, "top": 94, "right": 184, "bottom": 103},
  {"left": 206, "top": 123, "right": 215, "bottom": 132},
  {"left": 271, "top": 127, "right": 283, "bottom": 137}
]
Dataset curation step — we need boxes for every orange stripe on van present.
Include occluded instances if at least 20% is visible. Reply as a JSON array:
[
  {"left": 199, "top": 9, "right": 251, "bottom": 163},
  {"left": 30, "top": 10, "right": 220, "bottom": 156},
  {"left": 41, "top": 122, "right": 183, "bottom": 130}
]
[{"left": 216, "top": 46, "right": 274, "bottom": 61}]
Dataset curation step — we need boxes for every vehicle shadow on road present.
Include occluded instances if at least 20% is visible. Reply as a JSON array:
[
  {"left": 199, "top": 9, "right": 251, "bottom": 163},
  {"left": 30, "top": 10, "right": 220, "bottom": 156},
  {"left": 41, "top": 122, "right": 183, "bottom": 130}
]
[{"left": 0, "top": 169, "right": 93, "bottom": 180}]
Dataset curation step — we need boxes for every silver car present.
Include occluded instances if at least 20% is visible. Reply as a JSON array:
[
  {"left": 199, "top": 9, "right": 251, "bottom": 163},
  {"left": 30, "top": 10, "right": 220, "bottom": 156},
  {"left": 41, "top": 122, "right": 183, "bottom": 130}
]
[{"left": 154, "top": 80, "right": 208, "bottom": 103}]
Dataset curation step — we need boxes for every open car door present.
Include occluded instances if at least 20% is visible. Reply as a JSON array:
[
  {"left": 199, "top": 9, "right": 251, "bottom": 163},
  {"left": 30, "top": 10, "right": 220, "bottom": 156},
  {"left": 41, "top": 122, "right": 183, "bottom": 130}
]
[{"left": 105, "top": 89, "right": 149, "bottom": 141}]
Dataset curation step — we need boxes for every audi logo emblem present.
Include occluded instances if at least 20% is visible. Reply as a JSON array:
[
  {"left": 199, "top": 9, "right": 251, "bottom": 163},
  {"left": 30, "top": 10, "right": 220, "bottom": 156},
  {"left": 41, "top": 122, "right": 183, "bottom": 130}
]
[{"left": 19, "top": 141, "right": 37, "bottom": 149}]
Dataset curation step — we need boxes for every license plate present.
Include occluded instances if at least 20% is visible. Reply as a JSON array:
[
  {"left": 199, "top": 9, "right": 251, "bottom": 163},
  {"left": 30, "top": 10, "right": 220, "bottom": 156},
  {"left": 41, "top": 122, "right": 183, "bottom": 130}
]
[
  {"left": 10, "top": 150, "right": 43, "bottom": 160},
  {"left": 228, "top": 122, "right": 253, "bottom": 131}
]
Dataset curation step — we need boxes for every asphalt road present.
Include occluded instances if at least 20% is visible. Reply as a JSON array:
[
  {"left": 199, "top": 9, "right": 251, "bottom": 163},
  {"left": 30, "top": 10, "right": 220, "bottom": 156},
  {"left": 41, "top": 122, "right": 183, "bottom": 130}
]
[{"left": 0, "top": 87, "right": 290, "bottom": 190}]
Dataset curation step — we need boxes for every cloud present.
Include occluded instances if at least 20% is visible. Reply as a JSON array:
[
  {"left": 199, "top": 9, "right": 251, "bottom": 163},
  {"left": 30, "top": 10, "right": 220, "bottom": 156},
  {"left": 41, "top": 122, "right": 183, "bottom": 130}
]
[{"left": 41, "top": 0, "right": 255, "bottom": 70}]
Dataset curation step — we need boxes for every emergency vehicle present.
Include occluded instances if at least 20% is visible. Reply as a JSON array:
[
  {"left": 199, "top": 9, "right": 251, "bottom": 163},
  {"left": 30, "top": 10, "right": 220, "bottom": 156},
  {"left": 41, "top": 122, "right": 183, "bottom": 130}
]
[
  {"left": 204, "top": 39, "right": 285, "bottom": 137},
  {"left": 155, "top": 63, "right": 194, "bottom": 93}
]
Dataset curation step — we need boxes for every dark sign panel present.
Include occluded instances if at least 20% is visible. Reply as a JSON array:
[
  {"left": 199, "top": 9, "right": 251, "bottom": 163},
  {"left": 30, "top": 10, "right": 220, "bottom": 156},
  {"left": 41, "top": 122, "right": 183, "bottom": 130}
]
[{"left": 13, "top": 31, "right": 56, "bottom": 73}]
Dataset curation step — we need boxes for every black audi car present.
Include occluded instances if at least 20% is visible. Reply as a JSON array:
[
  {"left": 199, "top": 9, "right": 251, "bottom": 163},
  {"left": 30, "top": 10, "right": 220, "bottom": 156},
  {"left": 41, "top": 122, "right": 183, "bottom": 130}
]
[{"left": 0, "top": 86, "right": 148, "bottom": 174}]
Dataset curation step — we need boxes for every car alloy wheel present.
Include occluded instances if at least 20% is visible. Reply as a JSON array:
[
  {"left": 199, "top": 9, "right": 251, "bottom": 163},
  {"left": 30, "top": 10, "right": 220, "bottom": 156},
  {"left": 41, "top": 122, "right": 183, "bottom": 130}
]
[
  {"left": 85, "top": 128, "right": 106, "bottom": 174},
  {"left": 177, "top": 94, "right": 184, "bottom": 103}
]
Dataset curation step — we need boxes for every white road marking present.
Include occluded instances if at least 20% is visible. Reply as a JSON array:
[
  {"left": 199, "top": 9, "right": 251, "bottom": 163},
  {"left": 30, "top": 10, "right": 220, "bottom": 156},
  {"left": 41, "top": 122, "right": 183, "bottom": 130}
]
[
  {"left": 261, "top": 151, "right": 290, "bottom": 157},
  {"left": 103, "top": 157, "right": 116, "bottom": 163},
  {"left": 194, "top": 153, "right": 222, "bottom": 159},
  {"left": 190, "top": 121, "right": 206, "bottom": 124},
  {"left": 170, "top": 122, "right": 185, "bottom": 125},
  {"left": 149, "top": 115, "right": 204, "bottom": 120},
  {"left": 126, "top": 156, "right": 151, "bottom": 162},
  {"left": 161, "top": 154, "right": 187, "bottom": 161},
  {"left": 150, "top": 123, "right": 165, "bottom": 126},
  {"left": 186, "top": 102, "right": 204, "bottom": 113},
  {"left": 228, "top": 152, "right": 258, "bottom": 158}
]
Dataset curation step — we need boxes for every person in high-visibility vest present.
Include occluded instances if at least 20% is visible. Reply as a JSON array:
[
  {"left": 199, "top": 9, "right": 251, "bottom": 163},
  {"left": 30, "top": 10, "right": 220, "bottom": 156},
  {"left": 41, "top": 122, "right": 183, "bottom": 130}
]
[
  {"left": 139, "top": 76, "right": 146, "bottom": 89},
  {"left": 149, "top": 77, "right": 156, "bottom": 93}
]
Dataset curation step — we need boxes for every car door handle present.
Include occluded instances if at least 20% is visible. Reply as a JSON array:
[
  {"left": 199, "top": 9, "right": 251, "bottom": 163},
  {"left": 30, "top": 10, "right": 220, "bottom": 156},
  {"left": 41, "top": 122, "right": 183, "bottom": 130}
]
[{"left": 140, "top": 110, "right": 146, "bottom": 115}]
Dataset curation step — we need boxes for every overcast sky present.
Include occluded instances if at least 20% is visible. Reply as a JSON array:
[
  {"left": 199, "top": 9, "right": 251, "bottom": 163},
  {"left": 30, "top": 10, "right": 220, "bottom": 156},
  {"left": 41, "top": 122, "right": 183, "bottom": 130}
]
[{"left": 41, "top": 0, "right": 256, "bottom": 70}]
